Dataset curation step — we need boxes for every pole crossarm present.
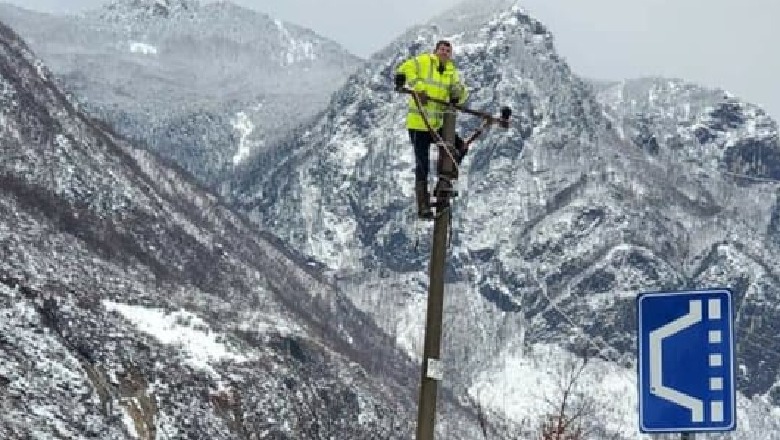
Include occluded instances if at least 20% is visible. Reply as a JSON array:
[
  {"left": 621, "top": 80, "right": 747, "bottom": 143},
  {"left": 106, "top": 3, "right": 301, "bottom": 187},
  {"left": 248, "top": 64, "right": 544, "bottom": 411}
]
[{"left": 394, "top": 77, "right": 511, "bottom": 128}]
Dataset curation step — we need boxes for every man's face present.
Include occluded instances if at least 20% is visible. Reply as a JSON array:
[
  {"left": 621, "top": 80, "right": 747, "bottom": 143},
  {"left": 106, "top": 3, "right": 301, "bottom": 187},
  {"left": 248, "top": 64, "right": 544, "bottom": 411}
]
[{"left": 435, "top": 44, "right": 452, "bottom": 63}]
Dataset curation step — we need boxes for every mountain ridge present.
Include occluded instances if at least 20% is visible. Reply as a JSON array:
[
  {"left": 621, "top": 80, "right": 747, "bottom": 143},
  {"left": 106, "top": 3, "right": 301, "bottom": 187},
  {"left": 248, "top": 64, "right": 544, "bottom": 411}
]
[{"left": 0, "top": 0, "right": 364, "bottom": 186}]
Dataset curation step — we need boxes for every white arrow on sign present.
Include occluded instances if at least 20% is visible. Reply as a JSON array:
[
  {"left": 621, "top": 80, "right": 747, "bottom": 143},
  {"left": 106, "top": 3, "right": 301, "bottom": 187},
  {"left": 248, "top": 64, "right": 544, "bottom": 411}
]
[{"left": 649, "top": 299, "right": 704, "bottom": 423}]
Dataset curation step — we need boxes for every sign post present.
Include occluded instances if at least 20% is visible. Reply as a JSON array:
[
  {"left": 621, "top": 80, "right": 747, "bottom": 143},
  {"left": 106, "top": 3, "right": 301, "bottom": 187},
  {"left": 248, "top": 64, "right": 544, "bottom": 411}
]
[{"left": 637, "top": 289, "right": 736, "bottom": 435}]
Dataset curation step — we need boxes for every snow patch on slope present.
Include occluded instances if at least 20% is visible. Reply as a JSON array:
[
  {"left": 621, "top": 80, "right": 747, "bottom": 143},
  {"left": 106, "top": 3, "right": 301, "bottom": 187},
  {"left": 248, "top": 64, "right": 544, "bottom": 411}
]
[
  {"left": 231, "top": 111, "right": 255, "bottom": 165},
  {"left": 274, "top": 17, "right": 317, "bottom": 65},
  {"left": 103, "top": 300, "right": 248, "bottom": 374},
  {"left": 129, "top": 41, "right": 158, "bottom": 55}
]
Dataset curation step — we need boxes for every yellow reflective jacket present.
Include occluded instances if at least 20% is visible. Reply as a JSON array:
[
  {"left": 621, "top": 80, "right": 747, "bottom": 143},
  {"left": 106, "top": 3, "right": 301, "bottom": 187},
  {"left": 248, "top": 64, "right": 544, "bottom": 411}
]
[{"left": 396, "top": 53, "right": 469, "bottom": 130}]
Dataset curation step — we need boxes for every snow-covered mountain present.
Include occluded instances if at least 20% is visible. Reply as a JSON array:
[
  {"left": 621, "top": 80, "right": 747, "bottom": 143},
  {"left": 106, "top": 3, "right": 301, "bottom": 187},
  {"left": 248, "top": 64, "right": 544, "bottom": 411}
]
[
  {"left": 227, "top": 0, "right": 780, "bottom": 437},
  {"left": 0, "top": 0, "right": 362, "bottom": 185},
  {"left": 595, "top": 77, "right": 779, "bottom": 183},
  {"left": 0, "top": 19, "right": 498, "bottom": 439}
]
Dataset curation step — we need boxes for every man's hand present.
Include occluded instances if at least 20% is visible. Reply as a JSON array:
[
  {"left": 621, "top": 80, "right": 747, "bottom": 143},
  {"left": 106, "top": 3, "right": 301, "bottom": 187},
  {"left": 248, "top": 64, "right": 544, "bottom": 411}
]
[
  {"left": 394, "top": 73, "right": 406, "bottom": 91},
  {"left": 415, "top": 90, "right": 428, "bottom": 106},
  {"left": 449, "top": 83, "right": 464, "bottom": 104}
]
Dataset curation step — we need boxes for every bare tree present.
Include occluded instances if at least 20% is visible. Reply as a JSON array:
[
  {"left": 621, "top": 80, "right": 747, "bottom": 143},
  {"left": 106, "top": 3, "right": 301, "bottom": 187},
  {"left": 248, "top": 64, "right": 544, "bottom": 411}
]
[
  {"left": 538, "top": 354, "right": 621, "bottom": 440},
  {"left": 537, "top": 356, "right": 593, "bottom": 440}
]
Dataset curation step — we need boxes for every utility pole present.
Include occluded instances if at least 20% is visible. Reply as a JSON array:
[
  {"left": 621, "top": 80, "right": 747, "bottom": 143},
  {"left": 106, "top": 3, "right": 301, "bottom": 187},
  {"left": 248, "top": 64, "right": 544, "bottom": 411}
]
[
  {"left": 394, "top": 72, "right": 509, "bottom": 439},
  {"left": 415, "top": 103, "right": 457, "bottom": 440}
]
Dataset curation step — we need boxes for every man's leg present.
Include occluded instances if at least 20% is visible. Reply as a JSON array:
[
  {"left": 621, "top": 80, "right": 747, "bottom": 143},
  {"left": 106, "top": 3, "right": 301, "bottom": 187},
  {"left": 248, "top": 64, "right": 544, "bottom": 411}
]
[
  {"left": 409, "top": 130, "right": 431, "bottom": 182},
  {"left": 409, "top": 130, "right": 433, "bottom": 218}
]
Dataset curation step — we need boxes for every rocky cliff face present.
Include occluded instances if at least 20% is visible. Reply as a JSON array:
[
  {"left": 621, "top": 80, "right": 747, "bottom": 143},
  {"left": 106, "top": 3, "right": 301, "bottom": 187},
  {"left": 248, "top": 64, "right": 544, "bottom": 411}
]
[{"left": 595, "top": 77, "right": 779, "bottom": 182}]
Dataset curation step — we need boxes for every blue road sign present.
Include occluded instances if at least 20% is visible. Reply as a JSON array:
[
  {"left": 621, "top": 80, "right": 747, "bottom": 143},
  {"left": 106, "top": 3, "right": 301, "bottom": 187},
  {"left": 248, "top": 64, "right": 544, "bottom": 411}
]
[{"left": 637, "top": 289, "right": 736, "bottom": 433}]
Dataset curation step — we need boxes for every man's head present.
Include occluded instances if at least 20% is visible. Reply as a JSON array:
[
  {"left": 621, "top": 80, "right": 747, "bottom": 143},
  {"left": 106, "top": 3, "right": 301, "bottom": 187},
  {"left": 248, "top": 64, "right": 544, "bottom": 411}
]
[{"left": 434, "top": 40, "right": 452, "bottom": 63}]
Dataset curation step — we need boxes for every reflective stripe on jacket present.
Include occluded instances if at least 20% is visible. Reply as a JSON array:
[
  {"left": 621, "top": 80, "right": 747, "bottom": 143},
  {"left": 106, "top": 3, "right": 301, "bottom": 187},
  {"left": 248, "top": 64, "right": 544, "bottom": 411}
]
[{"left": 396, "top": 53, "right": 469, "bottom": 130}]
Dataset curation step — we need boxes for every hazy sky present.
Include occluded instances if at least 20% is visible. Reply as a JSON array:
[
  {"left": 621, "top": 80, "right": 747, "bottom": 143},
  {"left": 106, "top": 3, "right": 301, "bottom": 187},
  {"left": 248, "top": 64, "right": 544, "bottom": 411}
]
[{"left": 7, "top": 0, "right": 780, "bottom": 119}]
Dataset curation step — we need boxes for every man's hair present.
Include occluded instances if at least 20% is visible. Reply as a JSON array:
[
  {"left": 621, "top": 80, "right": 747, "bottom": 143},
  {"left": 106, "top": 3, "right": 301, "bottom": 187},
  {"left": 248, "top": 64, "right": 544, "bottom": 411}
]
[{"left": 434, "top": 40, "right": 452, "bottom": 50}]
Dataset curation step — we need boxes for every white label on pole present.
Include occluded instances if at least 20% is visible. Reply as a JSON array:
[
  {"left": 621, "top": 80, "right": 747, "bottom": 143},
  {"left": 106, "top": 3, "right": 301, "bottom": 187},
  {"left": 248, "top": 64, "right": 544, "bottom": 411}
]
[{"left": 426, "top": 358, "right": 443, "bottom": 380}]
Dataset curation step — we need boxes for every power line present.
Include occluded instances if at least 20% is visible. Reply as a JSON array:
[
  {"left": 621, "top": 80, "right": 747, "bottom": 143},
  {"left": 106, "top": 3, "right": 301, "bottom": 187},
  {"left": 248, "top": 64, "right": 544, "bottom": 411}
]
[
  {"left": 721, "top": 170, "right": 780, "bottom": 185},
  {"left": 530, "top": 267, "right": 636, "bottom": 381}
]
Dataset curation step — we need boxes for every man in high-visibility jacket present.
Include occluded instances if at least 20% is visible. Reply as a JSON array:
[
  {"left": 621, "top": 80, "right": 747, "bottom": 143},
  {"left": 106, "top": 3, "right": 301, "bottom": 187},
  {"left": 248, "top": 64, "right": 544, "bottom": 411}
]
[{"left": 396, "top": 40, "right": 469, "bottom": 219}]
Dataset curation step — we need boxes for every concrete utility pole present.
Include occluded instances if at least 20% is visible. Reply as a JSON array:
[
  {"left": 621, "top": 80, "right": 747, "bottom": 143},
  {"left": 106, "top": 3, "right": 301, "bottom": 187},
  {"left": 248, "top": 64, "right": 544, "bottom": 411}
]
[{"left": 415, "top": 104, "right": 457, "bottom": 440}]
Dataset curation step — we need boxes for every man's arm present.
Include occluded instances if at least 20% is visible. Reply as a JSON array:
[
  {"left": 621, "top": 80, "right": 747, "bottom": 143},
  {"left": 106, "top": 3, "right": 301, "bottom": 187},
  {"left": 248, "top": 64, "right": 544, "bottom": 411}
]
[
  {"left": 451, "top": 68, "right": 469, "bottom": 105},
  {"left": 396, "top": 55, "right": 425, "bottom": 92}
]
